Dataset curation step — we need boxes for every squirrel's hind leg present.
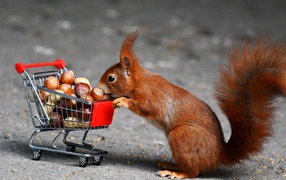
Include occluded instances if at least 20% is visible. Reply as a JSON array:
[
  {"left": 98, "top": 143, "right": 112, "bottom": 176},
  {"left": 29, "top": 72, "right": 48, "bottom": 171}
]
[{"left": 160, "top": 125, "right": 221, "bottom": 178}]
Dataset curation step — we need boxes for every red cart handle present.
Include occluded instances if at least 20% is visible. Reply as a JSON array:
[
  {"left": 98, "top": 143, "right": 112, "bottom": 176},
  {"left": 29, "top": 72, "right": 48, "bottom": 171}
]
[{"left": 15, "top": 59, "right": 66, "bottom": 74}]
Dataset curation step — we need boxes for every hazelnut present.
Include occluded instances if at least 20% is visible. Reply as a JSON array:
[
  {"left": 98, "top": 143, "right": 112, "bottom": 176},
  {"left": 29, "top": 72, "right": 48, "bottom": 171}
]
[
  {"left": 78, "top": 107, "right": 92, "bottom": 122},
  {"left": 64, "top": 117, "right": 90, "bottom": 128},
  {"left": 64, "top": 117, "right": 78, "bottom": 128},
  {"left": 59, "top": 70, "right": 75, "bottom": 85},
  {"left": 48, "top": 112, "right": 63, "bottom": 127},
  {"left": 39, "top": 90, "right": 49, "bottom": 103},
  {"left": 62, "top": 93, "right": 77, "bottom": 108},
  {"left": 66, "top": 107, "right": 91, "bottom": 122},
  {"left": 48, "top": 90, "right": 64, "bottom": 103},
  {"left": 59, "top": 84, "right": 74, "bottom": 94},
  {"left": 54, "top": 101, "right": 67, "bottom": 119},
  {"left": 90, "top": 87, "right": 104, "bottom": 100},
  {"left": 74, "top": 83, "right": 90, "bottom": 97},
  {"left": 44, "top": 76, "right": 60, "bottom": 90},
  {"left": 44, "top": 101, "right": 55, "bottom": 114},
  {"left": 80, "top": 93, "right": 94, "bottom": 102},
  {"left": 74, "top": 77, "right": 91, "bottom": 88},
  {"left": 49, "top": 111, "right": 63, "bottom": 120},
  {"left": 77, "top": 93, "right": 93, "bottom": 108}
]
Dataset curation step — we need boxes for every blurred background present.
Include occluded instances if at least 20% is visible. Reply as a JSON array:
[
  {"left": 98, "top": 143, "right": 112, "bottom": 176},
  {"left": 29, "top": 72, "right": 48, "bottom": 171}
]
[{"left": 1, "top": 0, "right": 286, "bottom": 179}]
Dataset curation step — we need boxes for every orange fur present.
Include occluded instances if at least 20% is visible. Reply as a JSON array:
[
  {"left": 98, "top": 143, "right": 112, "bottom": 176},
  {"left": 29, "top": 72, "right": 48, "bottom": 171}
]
[
  {"left": 216, "top": 39, "right": 286, "bottom": 165},
  {"left": 97, "top": 32, "right": 286, "bottom": 178}
]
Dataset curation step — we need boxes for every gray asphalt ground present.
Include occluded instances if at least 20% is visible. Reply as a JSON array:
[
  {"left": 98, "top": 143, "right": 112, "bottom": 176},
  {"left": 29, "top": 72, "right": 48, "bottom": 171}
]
[{"left": 1, "top": 0, "right": 286, "bottom": 179}]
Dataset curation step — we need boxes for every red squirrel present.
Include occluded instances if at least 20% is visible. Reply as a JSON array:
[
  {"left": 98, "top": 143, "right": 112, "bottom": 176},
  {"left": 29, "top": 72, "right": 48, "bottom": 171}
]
[{"left": 97, "top": 32, "right": 286, "bottom": 178}]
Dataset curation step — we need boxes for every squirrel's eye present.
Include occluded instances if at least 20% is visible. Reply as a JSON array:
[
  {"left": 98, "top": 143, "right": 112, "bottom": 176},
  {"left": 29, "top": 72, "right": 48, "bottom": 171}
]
[{"left": 107, "top": 75, "right": 116, "bottom": 83}]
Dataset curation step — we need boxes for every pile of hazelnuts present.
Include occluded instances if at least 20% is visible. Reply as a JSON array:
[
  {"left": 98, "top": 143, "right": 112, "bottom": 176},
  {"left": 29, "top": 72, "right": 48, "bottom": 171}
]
[{"left": 40, "top": 70, "right": 108, "bottom": 128}]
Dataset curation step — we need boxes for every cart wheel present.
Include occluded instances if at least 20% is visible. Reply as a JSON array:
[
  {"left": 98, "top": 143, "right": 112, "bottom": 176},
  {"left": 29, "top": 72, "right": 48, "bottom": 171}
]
[
  {"left": 66, "top": 145, "right": 76, "bottom": 152},
  {"left": 32, "top": 150, "right": 42, "bottom": 160},
  {"left": 93, "top": 155, "right": 103, "bottom": 166},
  {"left": 79, "top": 157, "right": 88, "bottom": 167}
]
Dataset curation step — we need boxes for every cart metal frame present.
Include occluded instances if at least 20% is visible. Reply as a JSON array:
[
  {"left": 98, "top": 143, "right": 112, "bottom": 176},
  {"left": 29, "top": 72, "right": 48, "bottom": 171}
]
[{"left": 15, "top": 59, "right": 114, "bottom": 167}]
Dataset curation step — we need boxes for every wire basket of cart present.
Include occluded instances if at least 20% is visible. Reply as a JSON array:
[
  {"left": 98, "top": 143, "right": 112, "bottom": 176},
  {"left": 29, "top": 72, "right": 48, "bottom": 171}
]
[{"left": 15, "top": 59, "right": 115, "bottom": 167}]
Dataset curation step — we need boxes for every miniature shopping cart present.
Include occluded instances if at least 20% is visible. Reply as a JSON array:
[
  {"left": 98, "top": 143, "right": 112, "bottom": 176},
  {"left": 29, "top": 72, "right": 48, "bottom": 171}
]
[{"left": 15, "top": 59, "right": 114, "bottom": 167}]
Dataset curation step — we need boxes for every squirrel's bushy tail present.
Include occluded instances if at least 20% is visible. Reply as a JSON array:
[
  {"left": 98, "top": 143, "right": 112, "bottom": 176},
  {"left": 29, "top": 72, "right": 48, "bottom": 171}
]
[{"left": 215, "top": 39, "right": 286, "bottom": 165}]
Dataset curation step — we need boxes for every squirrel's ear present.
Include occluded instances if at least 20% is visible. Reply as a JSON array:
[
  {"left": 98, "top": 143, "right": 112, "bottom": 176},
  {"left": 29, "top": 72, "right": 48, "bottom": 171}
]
[
  {"left": 123, "top": 56, "right": 131, "bottom": 68},
  {"left": 120, "top": 31, "right": 137, "bottom": 58},
  {"left": 120, "top": 56, "right": 132, "bottom": 76}
]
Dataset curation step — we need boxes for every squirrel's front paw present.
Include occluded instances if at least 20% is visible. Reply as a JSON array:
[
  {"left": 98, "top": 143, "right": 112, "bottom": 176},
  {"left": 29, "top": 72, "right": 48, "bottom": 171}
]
[{"left": 113, "top": 97, "right": 129, "bottom": 108}]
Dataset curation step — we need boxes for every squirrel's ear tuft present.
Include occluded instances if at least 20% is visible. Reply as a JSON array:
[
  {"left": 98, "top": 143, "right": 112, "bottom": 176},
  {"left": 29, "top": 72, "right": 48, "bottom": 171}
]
[{"left": 120, "top": 31, "right": 138, "bottom": 57}]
